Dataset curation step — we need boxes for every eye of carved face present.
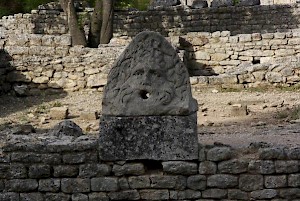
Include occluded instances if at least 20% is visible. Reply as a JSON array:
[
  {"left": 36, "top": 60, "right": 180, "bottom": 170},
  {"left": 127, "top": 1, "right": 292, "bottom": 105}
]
[
  {"left": 149, "top": 69, "right": 161, "bottom": 78},
  {"left": 133, "top": 69, "right": 144, "bottom": 76}
]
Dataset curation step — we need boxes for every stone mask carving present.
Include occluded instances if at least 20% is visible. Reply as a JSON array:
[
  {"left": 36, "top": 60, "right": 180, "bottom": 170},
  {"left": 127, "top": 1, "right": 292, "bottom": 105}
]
[{"left": 102, "top": 31, "right": 198, "bottom": 116}]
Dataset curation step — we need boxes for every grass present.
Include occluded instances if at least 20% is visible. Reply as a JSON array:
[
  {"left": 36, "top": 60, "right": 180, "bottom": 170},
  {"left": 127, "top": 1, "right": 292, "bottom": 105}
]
[
  {"left": 275, "top": 106, "right": 300, "bottom": 120},
  {"left": 35, "top": 104, "right": 49, "bottom": 114},
  {"left": 290, "top": 106, "right": 300, "bottom": 120},
  {"left": 52, "top": 101, "right": 62, "bottom": 107}
]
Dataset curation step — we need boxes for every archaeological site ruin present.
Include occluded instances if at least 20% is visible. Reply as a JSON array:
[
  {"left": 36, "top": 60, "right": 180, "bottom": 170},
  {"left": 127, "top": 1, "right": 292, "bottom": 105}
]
[{"left": 0, "top": 0, "right": 300, "bottom": 200}]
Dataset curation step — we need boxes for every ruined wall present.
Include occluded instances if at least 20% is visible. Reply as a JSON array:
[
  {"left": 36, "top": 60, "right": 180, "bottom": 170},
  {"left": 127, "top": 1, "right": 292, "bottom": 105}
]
[
  {"left": 1, "top": 30, "right": 300, "bottom": 94},
  {"left": 0, "top": 134, "right": 299, "bottom": 200},
  {"left": 114, "top": 4, "right": 300, "bottom": 37},
  {"left": 184, "top": 30, "right": 300, "bottom": 88},
  {"left": 2, "top": 4, "right": 300, "bottom": 93},
  {"left": 0, "top": 32, "right": 125, "bottom": 94},
  {"left": 1, "top": 4, "right": 300, "bottom": 37}
]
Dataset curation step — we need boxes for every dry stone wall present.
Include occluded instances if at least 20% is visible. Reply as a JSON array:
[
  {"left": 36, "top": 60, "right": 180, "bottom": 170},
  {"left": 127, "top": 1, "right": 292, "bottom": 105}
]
[
  {"left": 114, "top": 4, "right": 300, "bottom": 37},
  {"left": 183, "top": 30, "right": 300, "bottom": 88},
  {"left": 0, "top": 32, "right": 125, "bottom": 94},
  {"left": 2, "top": 3, "right": 300, "bottom": 37},
  {"left": 0, "top": 133, "right": 299, "bottom": 200},
  {"left": 2, "top": 30, "right": 300, "bottom": 94},
  {"left": 2, "top": 4, "right": 300, "bottom": 93}
]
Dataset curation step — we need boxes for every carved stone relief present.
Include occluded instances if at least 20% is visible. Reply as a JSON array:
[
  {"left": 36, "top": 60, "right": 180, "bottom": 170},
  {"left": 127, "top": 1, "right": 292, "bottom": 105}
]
[{"left": 102, "top": 31, "right": 198, "bottom": 116}]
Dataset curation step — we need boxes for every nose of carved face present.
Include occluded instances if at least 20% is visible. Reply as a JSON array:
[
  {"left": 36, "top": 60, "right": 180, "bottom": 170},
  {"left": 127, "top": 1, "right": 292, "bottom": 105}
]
[{"left": 141, "top": 74, "right": 151, "bottom": 86}]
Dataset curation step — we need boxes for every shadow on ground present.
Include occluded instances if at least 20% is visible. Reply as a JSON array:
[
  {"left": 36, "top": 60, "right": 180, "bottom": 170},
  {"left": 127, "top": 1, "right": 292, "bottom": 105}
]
[{"left": 0, "top": 49, "right": 68, "bottom": 120}]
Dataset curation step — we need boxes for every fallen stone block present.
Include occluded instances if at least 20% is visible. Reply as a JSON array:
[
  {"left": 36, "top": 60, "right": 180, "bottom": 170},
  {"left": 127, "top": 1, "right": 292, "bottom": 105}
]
[
  {"left": 80, "top": 111, "right": 98, "bottom": 120},
  {"left": 49, "top": 107, "right": 68, "bottom": 120},
  {"left": 230, "top": 104, "right": 248, "bottom": 117}
]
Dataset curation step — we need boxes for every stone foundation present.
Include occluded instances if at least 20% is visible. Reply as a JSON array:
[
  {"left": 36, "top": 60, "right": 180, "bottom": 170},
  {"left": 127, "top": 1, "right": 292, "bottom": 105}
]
[
  {"left": 0, "top": 133, "right": 299, "bottom": 200},
  {"left": 99, "top": 115, "right": 198, "bottom": 161}
]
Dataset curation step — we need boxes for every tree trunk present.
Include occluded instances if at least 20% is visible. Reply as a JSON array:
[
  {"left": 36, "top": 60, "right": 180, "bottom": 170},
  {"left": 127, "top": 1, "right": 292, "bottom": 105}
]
[
  {"left": 88, "top": 0, "right": 103, "bottom": 48},
  {"left": 100, "top": 0, "right": 114, "bottom": 44},
  {"left": 60, "top": 0, "right": 87, "bottom": 46}
]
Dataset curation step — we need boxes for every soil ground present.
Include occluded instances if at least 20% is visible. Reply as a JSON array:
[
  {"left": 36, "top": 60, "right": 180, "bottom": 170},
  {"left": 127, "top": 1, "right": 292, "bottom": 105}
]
[{"left": 0, "top": 87, "right": 300, "bottom": 148}]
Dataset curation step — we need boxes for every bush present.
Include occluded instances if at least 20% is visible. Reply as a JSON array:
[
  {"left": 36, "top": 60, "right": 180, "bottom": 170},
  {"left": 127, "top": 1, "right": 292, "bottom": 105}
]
[{"left": 0, "top": 0, "right": 57, "bottom": 18}]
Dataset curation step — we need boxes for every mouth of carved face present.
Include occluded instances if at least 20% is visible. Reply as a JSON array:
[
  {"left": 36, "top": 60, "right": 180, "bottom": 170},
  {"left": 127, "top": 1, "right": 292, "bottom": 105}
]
[{"left": 139, "top": 90, "right": 150, "bottom": 99}]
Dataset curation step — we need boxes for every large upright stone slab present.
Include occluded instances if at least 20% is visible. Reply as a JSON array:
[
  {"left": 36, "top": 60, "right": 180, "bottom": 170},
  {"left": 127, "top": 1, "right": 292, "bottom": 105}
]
[{"left": 99, "top": 31, "right": 198, "bottom": 161}]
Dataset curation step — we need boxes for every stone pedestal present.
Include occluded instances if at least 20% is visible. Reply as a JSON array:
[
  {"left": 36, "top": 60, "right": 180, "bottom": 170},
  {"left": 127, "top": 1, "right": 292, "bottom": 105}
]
[{"left": 99, "top": 114, "right": 198, "bottom": 161}]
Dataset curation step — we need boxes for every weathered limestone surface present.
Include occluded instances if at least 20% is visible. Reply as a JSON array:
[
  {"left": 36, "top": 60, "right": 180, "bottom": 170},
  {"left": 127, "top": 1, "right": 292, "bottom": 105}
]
[
  {"left": 99, "top": 31, "right": 198, "bottom": 161},
  {"left": 102, "top": 31, "right": 197, "bottom": 116},
  {"left": 99, "top": 115, "right": 198, "bottom": 161},
  {"left": 3, "top": 5, "right": 300, "bottom": 94},
  {"left": 1, "top": 134, "right": 300, "bottom": 200}
]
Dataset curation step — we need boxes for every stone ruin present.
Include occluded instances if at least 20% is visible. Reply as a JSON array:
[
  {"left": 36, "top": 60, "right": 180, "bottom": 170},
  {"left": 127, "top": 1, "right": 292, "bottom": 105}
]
[
  {"left": 99, "top": 31, "right": 199, "bottom": 161},
  {"left": 150, "top": 0, "right": 209, "bottom": 8}
]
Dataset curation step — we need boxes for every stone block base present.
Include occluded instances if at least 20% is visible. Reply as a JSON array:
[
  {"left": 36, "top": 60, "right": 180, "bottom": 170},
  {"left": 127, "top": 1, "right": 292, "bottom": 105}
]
[{"left": 99, "top": 115, "right": 198, "bottom": 161}]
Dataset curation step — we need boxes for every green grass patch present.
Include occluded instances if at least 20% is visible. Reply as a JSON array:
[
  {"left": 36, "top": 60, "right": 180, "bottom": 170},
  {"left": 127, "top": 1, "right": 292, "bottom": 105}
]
[{"left": 275, "top": 106, "right": 300, "bottom": 120}]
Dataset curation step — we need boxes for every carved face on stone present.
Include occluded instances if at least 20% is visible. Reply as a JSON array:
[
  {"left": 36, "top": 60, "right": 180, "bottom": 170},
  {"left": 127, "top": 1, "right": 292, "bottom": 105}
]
[
  {"left": 123, "top": 54, "right": 174, "bottom": 105},
  {"left": 102, "top": 31, "right": 198, "bottom": 116}
]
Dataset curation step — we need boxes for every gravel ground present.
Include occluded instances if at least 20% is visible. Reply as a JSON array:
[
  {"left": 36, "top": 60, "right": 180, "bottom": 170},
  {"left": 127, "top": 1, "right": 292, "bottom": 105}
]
[{"left": 0, "top": 87, "right": 300, "bottom": 148}]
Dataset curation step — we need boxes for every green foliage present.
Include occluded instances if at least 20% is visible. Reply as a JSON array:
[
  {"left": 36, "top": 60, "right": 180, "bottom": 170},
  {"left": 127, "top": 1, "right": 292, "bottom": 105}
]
[
  {"left": 115, "top": 0, "right": 150, "bottom": 10},
  {"left": 0, "top": 0, "right": 150, "bottom": 18},
  {"left": 52, "top": 101, "right": 62, "bottom": 107},
  {"left": 0, "top": 0, "right": 57, "bottom": 17},
  {"left": 275, "top": 106, "right": 300, "bottom": 120},
  {"left": 290, "top": 106, "right": 300, "bottom": 120},
  {"left": 233, "top": 0, "right": 240, "bottom": 5}
]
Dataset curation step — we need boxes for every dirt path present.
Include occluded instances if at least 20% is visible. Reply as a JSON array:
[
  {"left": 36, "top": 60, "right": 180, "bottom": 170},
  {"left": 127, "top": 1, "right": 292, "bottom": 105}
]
[{"left": 0, "top": 88, "right": 300, "bottom": 148}]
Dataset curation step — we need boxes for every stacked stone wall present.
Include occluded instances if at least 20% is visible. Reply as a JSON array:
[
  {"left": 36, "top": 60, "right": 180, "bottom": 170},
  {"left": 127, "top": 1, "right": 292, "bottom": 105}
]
[
  {"left": 1, "top": 4, "right": 300, "bottom": 37},
  {"left": 114, "top": 4, "right": 300, "bottom": 37},
  {"left": 0, "top": 33, "right": 124, "bottom": 94},
  {"left": 2, "top": 30, "right": 300, "bottom": 94},
  {"left": 0, "top": 134, "right": 299, "bottom": 200},
  {"left": 183, "top": 30, "right": 300, "bottom": 88},
  {"left": 2, "top": 4, "right": 300, "bottom": 93}
]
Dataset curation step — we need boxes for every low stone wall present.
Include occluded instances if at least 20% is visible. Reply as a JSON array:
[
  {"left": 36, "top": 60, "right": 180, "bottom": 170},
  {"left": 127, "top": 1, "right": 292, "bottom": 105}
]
[
  {"left": 2, "top": 29, "right": 300, "bottom": 94},
  {"left": 0, "top": 33, "right": 125, "bottom": 94},
  {"left": 183, "top": 30, "right": 300, "bottom": 88},
  {"left": 0, "top": 133, "right": 299, "bottom": 200},
  {"left": 114, "top": 4, "right": 300, "bottom": 37},
  {"left": 1, "top": 3, "right": 300, "bottom": 37}
]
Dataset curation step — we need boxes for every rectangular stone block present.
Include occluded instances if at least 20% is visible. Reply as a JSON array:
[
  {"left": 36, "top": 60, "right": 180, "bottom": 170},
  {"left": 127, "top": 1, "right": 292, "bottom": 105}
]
[
  {"left": 108, "top": 190, "right": 140, "bottom": 200},
  {"left": 99, "top": 115, "right": 198, "bottom": 161},
  {"left": 44, "top": 193, "right": 70, "bottom": 201},
  {"left": 139, "top": 189, "right": 169, "bottom": 200},
  {"left": 79, "top": 164, "right": 111, "bottom": 178},
  {"left": 171, "top": 189, "right": 202, "bottom": 200},
  {"left": 28, "top": 164, "right": 51, "bottom": 178},
  {"left": 128, "top": 176, "right": 150, "bottom": 189},
  {"left": 20, "top": 193, "right": 44, "bottom": 201},
  {"left": 89, "top": 192, "right": 109, "bottom": 201},
  {"left": 91, "top": 177, "right": 119, "bottom": 192},
  {"left": 39, "top": 179, "right": 61, "bottom": 192},
  {"left": 162, "top": 161, "right": 198, "bottom": 175},
  {"left": 6, "top": 179, "right": 38, "bottom": 192},
  {"left": 53, "top": 165, "right": 78, "bottom": 177},
  {"left": 265, "top": 175, "right": 287, "bottom": 188},
  {"left": 63, "top": 152, "right": 89, "bottom": 164},
  {"left": 61, "top": 178, "right": 90, "bottom": 193},
  {"left": 0, "top": 192, "right": 20, "bottom": 201},
  {"left": 112, "top": 163, "right": 145, "bottom": 176}
]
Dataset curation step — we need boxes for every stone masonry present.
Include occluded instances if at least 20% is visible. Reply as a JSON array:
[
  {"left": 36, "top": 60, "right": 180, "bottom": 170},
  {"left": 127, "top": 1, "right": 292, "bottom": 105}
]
[
  {"left": 2, "top": 29, "right": 300, "bottom": 94},
  {"left": 99, "top": 31, "right": 199, "bottom": 161},
  {"left": 0, "top": 132, "right": 299, "bottom": 200},
  {"left": 2, "top": 4, "right": 300, "bottom": 94}
]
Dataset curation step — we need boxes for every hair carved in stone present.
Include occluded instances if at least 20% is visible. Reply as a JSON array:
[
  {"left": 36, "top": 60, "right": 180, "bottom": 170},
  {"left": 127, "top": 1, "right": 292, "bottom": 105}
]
[{"left": 102, "top": 31, "right": 197, "bottom": 116}]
